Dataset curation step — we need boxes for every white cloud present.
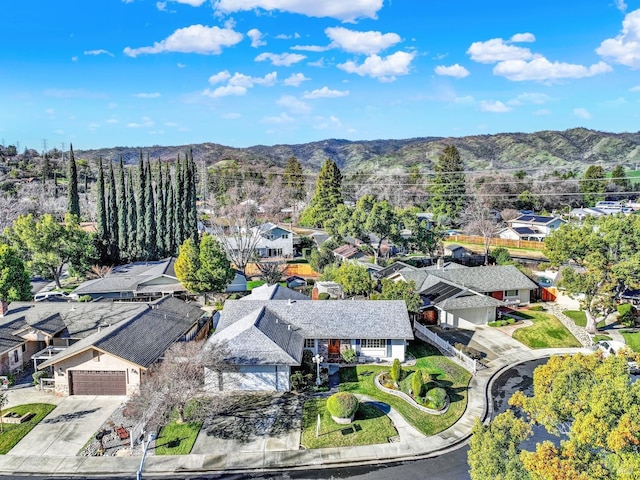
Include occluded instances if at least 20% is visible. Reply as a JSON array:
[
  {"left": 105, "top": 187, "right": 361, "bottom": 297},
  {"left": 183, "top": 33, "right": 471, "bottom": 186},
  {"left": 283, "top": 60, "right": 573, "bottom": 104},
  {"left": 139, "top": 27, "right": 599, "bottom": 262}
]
[
  {"left": 291, "top": 44, "right": 332, "bottom": 52},
  {"left": 255, "top": 52, "right": 306, "bottom": 66},
  {"left": 630, "top": 85, "right": 640, "bottom": 91},
  {"left": 277, "top": 95, "right": 310, "bottom": 113},
  {"left": 338, "top": 51, "right": 415, "bottom": 81},
  {"left": 71, "top": 56, "right": 78, "bottom": 62},
  {"left": 247, "top": 28, "right": 266, "bottom": 47},
  {"left": 493, "top": 58, "right": 612, "bottom": 81},
  {"left": 165, "top": 121, "right": 180, "bottom": 127},
  {"left": 533, "top": 109, "right": 551, "bottom": 116},
  {"left": 124, "top": 24, "right": 242, "bottom": 57},
  {"left": 276, "top": 33, "right": 300, "bottom": 40},
  {"left": 167, "top": 0, "right": 207, "bottom": 5},
  {"left": 203, "top": 71, "right": 277, "bottom": 97},
  {"left": 314, "top": 115, "right": 342, "bottom": 129},
  {"left": 303, "top": 87, "right": 349, "bottom": 99},
  {"left": 308, "top": 58, "right": 325, "bottom": 67},
  {"left": 597, "top": 9, "right": 640, "bottom": 68},
  {"left": 507, "top": 92, "right": 551, "bottom": 106},
  {"left": 133, "top": 92, "right": 161, "bottom": 98},
  {"left": 325, "top": 26, "right": 401, "bottom": 54},
  {"left": 510, "top": 32, "right": 536, "bottom": 43},
  {"left": 615, "top": 0, "right": 628, "bottom": 13},
  {"left": 106, "top": 118, "right": 119, "bottom": 124},
  {"left": 208, "top": 70, "right": 232, "bottom": 84},
  {"left": 156, "top": 2, "right": 168, "bottom": 11},
  {"left": 480, "top": 100, "right": 511, "bottom": 113},
  {"left": 213, "top": 0, "right": 383, "bottom": 22},
  {"left": 467, "top": 37, "right": 535, "bottom": 63},
  {"left": 127, "top": 116, "right": 155, "bottom": 128},
  {"left": 283, "top": 73, "right": 310, "bottom": 86},
  {"left": 262, "top": 112, "right": 295, "bottom": 124},
  {"left": 574, "top": 107, "right": 592, "bottom": 119},
  {"left": 177, "top": 62, "right": 187, "bottom": 68},
  {"left": 453, "top": 95, "right": 475, "bottom": 105},
  {"left": 434, "top": 64, "right": 470, "bottom": 78},
  {"left": 84, "top": 49, "right": 114, "bottom": 57}
]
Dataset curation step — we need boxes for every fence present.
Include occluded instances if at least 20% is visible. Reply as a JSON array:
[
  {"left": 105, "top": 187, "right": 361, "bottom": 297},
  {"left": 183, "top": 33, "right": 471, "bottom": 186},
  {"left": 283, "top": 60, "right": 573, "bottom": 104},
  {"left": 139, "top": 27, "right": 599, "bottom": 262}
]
[
  {"left": 450, "top": 234, "right": 546, "bottom": 251},
  {"left": 414, "top": 322, "right": 477, "bottom": 375},
  {"left": 244, "top": 262, "right": 320, "bottom": 278}
]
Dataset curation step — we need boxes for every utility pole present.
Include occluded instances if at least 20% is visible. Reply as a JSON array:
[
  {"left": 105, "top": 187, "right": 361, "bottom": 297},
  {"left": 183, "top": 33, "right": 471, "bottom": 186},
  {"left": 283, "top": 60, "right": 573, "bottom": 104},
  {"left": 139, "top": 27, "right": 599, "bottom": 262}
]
[{"left": 42, "top": 138, "right": 48, "bottom": 157}]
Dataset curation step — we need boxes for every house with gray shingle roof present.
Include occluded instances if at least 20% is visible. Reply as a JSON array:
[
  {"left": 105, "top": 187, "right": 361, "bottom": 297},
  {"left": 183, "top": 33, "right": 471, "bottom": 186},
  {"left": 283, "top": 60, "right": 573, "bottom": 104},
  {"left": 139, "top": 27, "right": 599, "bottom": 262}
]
[
  {"left": 37, "top": 297, "right": 206, "bottom": 396},
  {"left": 206, "top": 297, "right": 413, "bottom": 392}
]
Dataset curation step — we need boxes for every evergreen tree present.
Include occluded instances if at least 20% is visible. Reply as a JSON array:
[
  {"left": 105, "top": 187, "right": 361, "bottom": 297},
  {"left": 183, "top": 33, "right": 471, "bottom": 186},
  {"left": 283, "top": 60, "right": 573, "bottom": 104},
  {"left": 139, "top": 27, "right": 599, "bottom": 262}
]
[
  {"left": 116, "top": 157, "right": 128, "bottom": 262},
  {"left": 135, "top": 153, "right": 146, "bottom": 260},
  {"left": 610, "top": 164, "right": 632, "bottom": 195},
  {"left": 95, "top": 159, "right": 108, "bottom": 264},
  {"left": 429, "top": 145, "right": 466, "bottom": 222},
  {"left": 126, "top": 169, "right": 137, "bottom": 261},
  {"left": 174, "top": 155, "right": 185, "bottom": 248},
  {"left": 299, "top": 158, "right": 343, "bottom": 227},
  {"left": 144, "top": 159, "right": 157, "bottom": 260},
  {"left": 174, "top": 234, "right": 234, "bottom": 295},
  {"left": 165, "top": 175, "right": 176, "bottom": 256},
  {"left": 107, "top": 162, "right": 119, "bottom": 263},
  {"left": 187, "top": 150, "right": 199, "bottom": 244},
  {"left": 67, "top": 144, "right": 80, "bottom": 217},
  {"left": 580, "top": 165, "right": 607, "bottom": 206},
  {"left": 0, "top": 244, "right": 33, "bottom": 302},
  {"left": 283, "top": 156, "right": 306, "bottom": 202},
  {"left": 155, "top": 162, "right": 166, "bottom": 258}
]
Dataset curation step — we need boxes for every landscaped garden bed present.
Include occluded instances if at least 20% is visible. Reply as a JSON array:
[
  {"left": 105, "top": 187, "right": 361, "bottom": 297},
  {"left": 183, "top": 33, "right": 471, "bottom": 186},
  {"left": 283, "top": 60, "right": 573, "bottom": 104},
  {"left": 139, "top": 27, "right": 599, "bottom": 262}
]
[
  {"left": 0, "top": 403, "right": 56, "bottom": 454},
  {"left": 511, "top": 309, "right": 581, "bottom": 348},
  {"left": 300, "top": 397, "right": 397, "bottom": 449},
  {"left": 338, "top": 340, "right": 471, "bottom": 435}
]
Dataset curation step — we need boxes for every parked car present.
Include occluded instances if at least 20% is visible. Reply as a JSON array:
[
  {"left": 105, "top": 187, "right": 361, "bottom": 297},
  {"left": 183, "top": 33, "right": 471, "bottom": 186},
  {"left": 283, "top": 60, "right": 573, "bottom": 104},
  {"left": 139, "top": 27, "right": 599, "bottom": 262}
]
[
  {"left": 33, "top": 291, "right": 70, "bottom": 302},
  {"left": 595, "top": 340, "right": 639, "bottom": 374}
]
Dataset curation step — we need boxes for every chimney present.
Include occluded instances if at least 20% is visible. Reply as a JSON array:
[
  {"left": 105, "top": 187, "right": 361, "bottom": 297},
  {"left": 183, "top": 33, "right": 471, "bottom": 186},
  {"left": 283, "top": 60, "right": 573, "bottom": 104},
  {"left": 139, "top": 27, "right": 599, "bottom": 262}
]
[
  {"left": 0, "top": 300, "right": 8, "bottom": 317},
  {"left": 437, "top": 257, "right": 444, "bottom": 270}
]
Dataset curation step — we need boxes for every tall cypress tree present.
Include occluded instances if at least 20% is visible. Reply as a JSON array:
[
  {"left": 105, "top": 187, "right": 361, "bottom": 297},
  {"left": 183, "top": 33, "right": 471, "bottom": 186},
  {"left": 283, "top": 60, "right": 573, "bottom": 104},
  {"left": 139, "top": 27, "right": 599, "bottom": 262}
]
[
  {"left": 67, "top": 144, "right": 80, "bottom": 218},
  {"left": 299, "top": 158, "right": 343, "bottom": 227},
  {"left": 174, "top": 154, "right": 185, "bottom": 249},
  {"left": 187, "top": 150, "right": 199, "bottom": 244},
  {"left": 95, "top": 158, "right": 108, "bottom": 264},
  {"left": 429, "top": 144, "right": 466, "bottom": 222},
  {"left": 144, "top": 159, "right": 157, "bottom": 260},
  {"left": 126, "top": 169, "right": 137, "bottom": 262},
  {"left": 165, "top": 170, "right": 176, "bottom": 256},
  {"left": 107, "top": 162, "right": 119, "bottom": 264},
  {"left": 155, "top": 162, "right": 167, "bottom": 258},
  {"left": 135, "top": 153, "right": 146, "bottom": 260},
  {"left": 116, "top": 157, "right": 128, "bottom": 262}
]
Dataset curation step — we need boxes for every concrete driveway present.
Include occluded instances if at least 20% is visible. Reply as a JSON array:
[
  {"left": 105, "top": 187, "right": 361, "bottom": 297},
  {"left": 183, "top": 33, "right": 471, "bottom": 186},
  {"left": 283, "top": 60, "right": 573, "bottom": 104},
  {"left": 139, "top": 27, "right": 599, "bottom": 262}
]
[
  {"left": 8, "top": 395, "right": 125, "bottom": 457},
  {"left": 434, "top": 324, "right": 530, "bottom": 362}
]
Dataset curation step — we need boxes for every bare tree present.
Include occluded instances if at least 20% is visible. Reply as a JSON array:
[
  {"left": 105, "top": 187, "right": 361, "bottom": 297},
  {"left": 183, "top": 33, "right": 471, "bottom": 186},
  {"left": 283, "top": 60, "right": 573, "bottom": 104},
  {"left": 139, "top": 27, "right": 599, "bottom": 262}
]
[
  {"left": 500, "top": 208, "right": 520, "bottom": 223},
  {"left": 461, "top": 201, "right": 497, "bottom": 265},
  {"left": 254, "top": 259, "right": 288, "bottom": 285}
]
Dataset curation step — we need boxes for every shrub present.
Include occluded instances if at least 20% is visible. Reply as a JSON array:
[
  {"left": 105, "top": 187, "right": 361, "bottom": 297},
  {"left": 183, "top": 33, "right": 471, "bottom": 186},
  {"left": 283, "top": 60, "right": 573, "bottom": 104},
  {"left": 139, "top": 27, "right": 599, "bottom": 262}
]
[
  {"left": 425, "top": 387, "right": 448, "bottom": 410},
  {"left": 618, "top": 303, "right": 636, "bottom": 327},
  {"left": 390, "top": 358, "right": 402, "bottom": 383},
  {"left": 326, "top": 392, "right": 359, "bottom": 419},
  {"left": 77, "top": 294, "right": 93, "bottom": 302},
  {"left": 528, "top": 305, "right": 545, "bottom": 311},
  {"left": 341, "top": 348, "right": 357, "bottom": 363},
  {"left": 290, "top": 371, "right": 313, "bottom": 391},
  {"left": 318, "top": 292, "right": 331, "bottom": 300},
  {"left": 32, "top": 370, "right": 49, "bottom": 385},
  {"left": 506, "top": 318, "right": 516, "bottom": 325},
  {"left": 488, "top": 321, "right": 500, "bottom": 327},
  {"left": 411, "top": 370, "right": 423, "bottom": 398},
  {"left": 301, "top": 349, "right": 315, "bottom": 373},
  {"left": 421, "top": 371, "right": 433, "bottom": 385}
]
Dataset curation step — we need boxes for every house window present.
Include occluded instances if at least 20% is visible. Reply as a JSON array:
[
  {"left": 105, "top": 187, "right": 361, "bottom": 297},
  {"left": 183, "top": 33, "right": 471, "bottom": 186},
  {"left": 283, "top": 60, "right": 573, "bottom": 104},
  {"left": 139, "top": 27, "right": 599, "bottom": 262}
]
[
  {"left": 304, "top": 339, "right": 315, "bottom": 349},
  {"left": 505, "top": 290, "right": 518, "bottom": 297},
  {"left": 361, "top": 339, "right": 386, "bottom": 349},
  {"left": 13, "top": 350, "right": 18, "bottom": 363},
  {"left": 21, "top": 344, "right": 26, "bottom": 353},
  {"left": 282, "top": 234, "right": 289, "bottom": 239}
]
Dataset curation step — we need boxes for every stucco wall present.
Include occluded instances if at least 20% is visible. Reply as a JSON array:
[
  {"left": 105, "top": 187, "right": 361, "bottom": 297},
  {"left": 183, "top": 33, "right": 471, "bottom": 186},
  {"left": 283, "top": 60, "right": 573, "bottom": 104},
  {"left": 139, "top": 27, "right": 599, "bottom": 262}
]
[{"left": 441, "top": 306, "right": 496, "bottom": 328}]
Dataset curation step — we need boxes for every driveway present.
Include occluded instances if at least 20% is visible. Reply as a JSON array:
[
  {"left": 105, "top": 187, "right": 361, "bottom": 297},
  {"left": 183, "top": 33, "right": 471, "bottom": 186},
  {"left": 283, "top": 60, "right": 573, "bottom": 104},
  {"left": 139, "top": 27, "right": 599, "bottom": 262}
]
[
  {"left": 433, "top": 325, "right": 530, "bottom": 362},
  {"left": 8, "top": 395, "right": 125, "bottom": 457}
]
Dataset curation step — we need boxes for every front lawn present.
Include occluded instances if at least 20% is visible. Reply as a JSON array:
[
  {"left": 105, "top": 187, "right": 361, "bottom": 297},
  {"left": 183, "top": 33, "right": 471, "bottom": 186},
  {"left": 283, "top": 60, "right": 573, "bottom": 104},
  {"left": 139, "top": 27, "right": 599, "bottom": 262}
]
[
  {"left": 155, "top": 421, "right": 201, "bottom": 455},
  {"left": 0, "top": 403, "right": 56, "bottom": 454},
  {"left": 563, "top": 310, "right": 606, "bottom": 329},
  {"left": 301, "top": 398, "right": 397, "bottom": 448},
  {"left": 621, "top": 331, "right": 640, "bottom": 352},
  {"left": 512, "top": 309, "right": 581, "bottom": 348},
  {"left": 339, "top": 340, "right": 471, "bottom": 436}
]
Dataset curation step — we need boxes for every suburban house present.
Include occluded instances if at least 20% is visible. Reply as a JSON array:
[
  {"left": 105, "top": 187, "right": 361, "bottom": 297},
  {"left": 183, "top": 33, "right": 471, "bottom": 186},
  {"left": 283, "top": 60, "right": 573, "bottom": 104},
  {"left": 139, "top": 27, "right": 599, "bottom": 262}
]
[
  {"left": 254, "top": 223, "right": 294, "bottom": 258},
  {"left": 332, "top": 244, "right": 367, "bottom": 262},
  {"left": 71, "top": 257, "right": 186, "bottom": 301},
  {"left": 499, "top": 215, "right": 566, "bottom": 241},
  {"left": 386, "top": 264, "right": 538, "bottom": 329},
  {"left": 205, "top": 287, "right": 413, "bottom": 391},
  {"left": 37, "top": 297, "right": 207, "bottom": 396}
]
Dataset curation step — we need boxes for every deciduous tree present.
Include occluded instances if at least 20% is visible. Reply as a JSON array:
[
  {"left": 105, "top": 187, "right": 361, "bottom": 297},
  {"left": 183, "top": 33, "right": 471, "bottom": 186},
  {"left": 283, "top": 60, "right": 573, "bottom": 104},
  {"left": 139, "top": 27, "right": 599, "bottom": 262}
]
[
  {"left": 175, "top": 234, "right": 234, "bottom": 295},
  {"left": 0, "top": 244, "right": 32, "bottom": 302},
  {"left": 371, "top": 278, "right": 421, "bottom": 313}
]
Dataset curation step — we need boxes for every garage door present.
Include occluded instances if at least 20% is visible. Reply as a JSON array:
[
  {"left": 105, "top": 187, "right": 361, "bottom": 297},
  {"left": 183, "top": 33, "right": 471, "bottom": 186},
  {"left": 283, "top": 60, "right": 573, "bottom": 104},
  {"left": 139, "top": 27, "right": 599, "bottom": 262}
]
[{"left": 70, "top": 370, "right": 126, "bottom": 395}]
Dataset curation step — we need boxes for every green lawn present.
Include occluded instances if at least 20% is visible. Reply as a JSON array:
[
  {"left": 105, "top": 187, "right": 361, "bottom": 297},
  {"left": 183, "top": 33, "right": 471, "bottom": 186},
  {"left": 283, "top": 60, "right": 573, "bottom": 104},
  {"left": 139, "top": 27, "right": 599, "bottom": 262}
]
[
  {"left": 301, "top": 398, "right": 397, "bottom": 448},
  {"left": 593, "top": 334, "right": 613, "bottom": 343},
  {"left": 0, "top": 403, "right": 56, "bottom": 454},
  {"left": 512, "top": 309, "right": 581, "bottom": 348},
  {"left": 621, "top": 331, "right": 640, "bottom": 352},
  {"left": 339, "top": 340, "right": 471, "bottom": 436},
  {"left": 155, "top": 421, "right": 201, "bottom": 455},
  {"left": 563, "top": 310, "right": 606, "bottom": 329},
  {"left": 246, "top": 281, "right": 287, "bottom": 290}
]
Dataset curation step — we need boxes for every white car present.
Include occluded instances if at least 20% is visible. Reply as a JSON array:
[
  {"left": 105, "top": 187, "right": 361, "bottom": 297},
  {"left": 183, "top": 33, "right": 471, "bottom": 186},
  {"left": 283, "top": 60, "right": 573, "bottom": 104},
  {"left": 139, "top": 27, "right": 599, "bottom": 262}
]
[
  {"left": 595, "top": 340, "right": 639, "bottom": 374},
  {"left": 33, "top": 291, "right": 70, "bottom": 302}
]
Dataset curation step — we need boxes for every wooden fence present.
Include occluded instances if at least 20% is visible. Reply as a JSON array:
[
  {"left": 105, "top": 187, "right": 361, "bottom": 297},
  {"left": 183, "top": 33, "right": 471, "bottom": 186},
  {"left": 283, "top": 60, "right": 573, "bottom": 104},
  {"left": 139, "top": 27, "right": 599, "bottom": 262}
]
[
  {"left": 244, "top": 262, "right": 320, "bottom": 278},
  {"left": 450, "top": 234, "right": 546, "bottom": 251}
]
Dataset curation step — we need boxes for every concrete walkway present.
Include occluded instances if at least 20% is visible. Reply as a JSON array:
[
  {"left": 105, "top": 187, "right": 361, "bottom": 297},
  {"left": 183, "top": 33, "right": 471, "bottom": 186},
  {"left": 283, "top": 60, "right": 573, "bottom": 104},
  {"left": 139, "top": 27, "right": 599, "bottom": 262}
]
[
  {"left": 0, "top": 346, "right": 591, "bottom": 477},
  {"left": 355, "top": 395, "right": 424, "bottom": 444}
]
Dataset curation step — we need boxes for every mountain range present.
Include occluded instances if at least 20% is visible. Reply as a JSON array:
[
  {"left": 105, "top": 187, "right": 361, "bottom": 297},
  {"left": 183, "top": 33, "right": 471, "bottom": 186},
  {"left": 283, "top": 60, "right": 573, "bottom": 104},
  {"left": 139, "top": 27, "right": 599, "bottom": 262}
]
[{"left": 75, "top": 128, "right": 640, "bottom": 175}]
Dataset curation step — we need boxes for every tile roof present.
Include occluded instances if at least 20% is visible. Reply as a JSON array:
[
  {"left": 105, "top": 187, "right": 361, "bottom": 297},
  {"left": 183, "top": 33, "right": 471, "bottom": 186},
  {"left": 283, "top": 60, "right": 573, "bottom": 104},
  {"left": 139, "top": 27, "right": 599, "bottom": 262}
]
[{"left": 39, "top": 297, "right": 203, "bottom": 369}]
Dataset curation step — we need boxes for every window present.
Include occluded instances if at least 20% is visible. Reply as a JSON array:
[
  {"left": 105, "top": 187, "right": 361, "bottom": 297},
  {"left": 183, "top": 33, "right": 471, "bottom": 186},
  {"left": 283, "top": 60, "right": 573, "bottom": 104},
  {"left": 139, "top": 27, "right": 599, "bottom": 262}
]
[
  {"left": 21, "top": 344, "right": 26, "bottom": 353},
  {"left": 505, "top": 290, "right": 518, "bottom": 297},
  {"left": 13, "top": 350, "right": 18, "bottom": 363},
  {"left": 304, "top": 339, "right": 315, "bottom": 349},
  {"left": 361, "top": 339, "right": 386, "bottom": 349},
  {"left": 282, "top": 234, "right": 289, "bottom": 239}
]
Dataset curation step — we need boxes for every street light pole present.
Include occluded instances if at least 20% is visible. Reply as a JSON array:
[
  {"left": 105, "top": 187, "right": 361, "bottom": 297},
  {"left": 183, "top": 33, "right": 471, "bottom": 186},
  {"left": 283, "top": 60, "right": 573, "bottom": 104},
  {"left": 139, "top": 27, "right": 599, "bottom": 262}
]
[
  {"left": 136, "top": 431, "right": 156, "bottom": 480},
  {"left": 313, "top": 353, "right": 324, "bottom": 386}
]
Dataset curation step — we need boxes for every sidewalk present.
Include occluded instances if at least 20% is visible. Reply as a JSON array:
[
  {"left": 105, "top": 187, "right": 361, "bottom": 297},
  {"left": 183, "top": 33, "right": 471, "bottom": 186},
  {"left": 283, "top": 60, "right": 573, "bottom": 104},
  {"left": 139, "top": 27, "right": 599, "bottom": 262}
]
[{"left": 0, "top": 346, "right": 590, "bottom": 477}]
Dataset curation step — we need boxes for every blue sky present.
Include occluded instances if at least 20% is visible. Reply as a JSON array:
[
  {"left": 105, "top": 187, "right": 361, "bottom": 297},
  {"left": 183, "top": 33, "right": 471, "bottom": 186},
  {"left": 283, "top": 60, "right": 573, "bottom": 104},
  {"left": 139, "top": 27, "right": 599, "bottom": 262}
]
[{"left": 1, "top": 0, "right": 640, "bottom": 151}]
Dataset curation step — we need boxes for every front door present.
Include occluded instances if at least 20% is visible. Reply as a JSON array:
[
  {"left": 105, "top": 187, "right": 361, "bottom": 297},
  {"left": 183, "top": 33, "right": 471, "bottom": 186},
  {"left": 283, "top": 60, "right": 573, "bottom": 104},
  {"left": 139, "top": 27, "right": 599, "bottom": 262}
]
[{"left": 328, "top": 339, "right": 340, "bottom": 356}]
